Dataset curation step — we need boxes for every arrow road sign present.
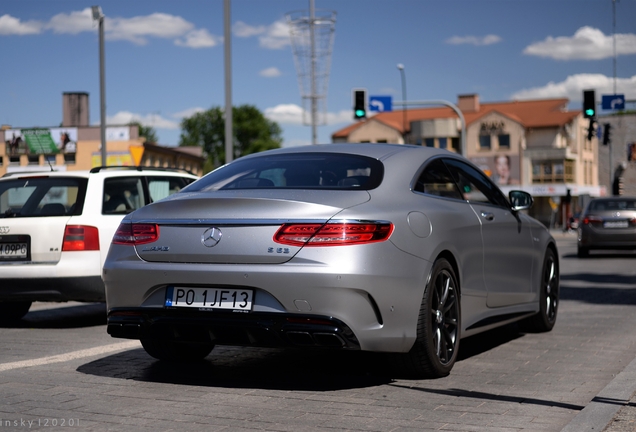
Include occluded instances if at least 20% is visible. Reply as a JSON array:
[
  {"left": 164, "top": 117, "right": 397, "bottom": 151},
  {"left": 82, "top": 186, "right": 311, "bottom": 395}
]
[
  {"left": 602, "top": 94, "right": 625, "bottom": 110},
  {"left": 369, "top": 96, "right": 392, "bottom": 112}
]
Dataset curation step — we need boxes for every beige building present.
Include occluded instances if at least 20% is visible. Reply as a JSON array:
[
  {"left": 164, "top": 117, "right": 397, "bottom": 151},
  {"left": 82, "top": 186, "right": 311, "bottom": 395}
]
[
  {"left": 332, "top": 94, "right": 605, "bottom": 227},
  {"left": 1, "top": 92, "right": 204, "bottom": 177}
]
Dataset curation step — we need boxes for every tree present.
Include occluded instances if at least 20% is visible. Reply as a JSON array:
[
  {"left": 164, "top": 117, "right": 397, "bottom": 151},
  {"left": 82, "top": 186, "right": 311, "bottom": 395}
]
[
  {"left": 179, "top": 105, "right": 282, "bottom": 171},
  {"left": 129, "top": 121, "right": 159, "bottom": 144}
]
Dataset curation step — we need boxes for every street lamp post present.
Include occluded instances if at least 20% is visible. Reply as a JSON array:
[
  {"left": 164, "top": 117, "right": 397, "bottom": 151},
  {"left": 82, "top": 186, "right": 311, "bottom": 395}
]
[
  {"left": 92, "top": 6, "right": 107, "bottom": 166},
  {"left": 397, "top": 63, "right": 407, "bottom": 143}
]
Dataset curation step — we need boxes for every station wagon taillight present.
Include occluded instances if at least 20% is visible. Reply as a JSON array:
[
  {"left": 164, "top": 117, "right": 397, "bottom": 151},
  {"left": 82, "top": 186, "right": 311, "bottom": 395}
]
[
  {"left": 274, "top": 222, "right": 393, "bottom": 247},
  {"left": 112, "top": 223, "right": 159, "bottom": 245},
  {"left": 62, "top": 225, "right": 100, "bottom": 251}
]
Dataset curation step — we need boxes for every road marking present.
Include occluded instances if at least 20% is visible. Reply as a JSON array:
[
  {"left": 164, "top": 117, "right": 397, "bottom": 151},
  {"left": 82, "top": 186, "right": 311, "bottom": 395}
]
[{"left": 0, "top": 340, "right": 139, "bottom": 372}]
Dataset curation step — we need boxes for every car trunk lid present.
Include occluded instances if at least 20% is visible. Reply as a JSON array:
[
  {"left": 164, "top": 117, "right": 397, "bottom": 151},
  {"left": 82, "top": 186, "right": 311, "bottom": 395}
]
[{"left": 131, "top": 190, "right": 370, "bottom": 264}]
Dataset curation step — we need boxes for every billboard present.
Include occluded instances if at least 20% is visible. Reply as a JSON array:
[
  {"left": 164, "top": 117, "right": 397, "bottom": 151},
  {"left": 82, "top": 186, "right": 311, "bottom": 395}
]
[
  {"left": 471, "top": 155, "right": 520, "bottom": 186},
  {"left": 5, "top": 127, "right": 77, "bottom": 155}
]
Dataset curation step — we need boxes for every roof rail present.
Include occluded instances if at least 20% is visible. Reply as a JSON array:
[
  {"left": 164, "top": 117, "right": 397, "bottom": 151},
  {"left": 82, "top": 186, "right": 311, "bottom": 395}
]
[
  {"left": 89, "top": 166, "right": 197, "bottom": 176},
  {"left": 2, "top": 170, "right": 57, "bottom": 178}
]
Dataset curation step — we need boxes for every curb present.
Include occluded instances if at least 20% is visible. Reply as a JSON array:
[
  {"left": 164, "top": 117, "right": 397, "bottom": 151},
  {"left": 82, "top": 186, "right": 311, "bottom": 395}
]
[{"left": 561, "top": 354, "right": 636, "bottom": 431}]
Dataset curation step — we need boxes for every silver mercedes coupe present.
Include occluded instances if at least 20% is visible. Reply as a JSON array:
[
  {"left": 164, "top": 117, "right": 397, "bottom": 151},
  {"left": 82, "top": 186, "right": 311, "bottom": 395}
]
[{"left": 103, "top": 143, "right": 559, "bottom": 378}]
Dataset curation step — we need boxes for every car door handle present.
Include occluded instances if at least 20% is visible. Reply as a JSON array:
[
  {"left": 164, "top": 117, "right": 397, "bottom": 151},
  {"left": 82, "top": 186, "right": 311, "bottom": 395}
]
[{"left": 481, "top": 211, "right": 495, "bottom": 221}]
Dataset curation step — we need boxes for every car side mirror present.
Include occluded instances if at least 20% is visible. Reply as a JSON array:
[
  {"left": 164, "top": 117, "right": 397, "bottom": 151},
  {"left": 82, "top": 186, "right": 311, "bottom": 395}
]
[{"left": 509, "top": 190, "right": 533, "bottom": 211}]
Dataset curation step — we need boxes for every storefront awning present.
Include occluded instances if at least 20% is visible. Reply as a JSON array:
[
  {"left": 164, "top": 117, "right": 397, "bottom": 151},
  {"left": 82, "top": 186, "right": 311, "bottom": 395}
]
[{"left": 499, "top": 184, "right": 607, "bottom": 197}]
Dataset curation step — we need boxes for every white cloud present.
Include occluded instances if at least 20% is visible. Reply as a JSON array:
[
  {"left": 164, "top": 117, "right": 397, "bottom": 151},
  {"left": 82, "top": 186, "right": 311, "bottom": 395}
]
[
  {"left": 106, "top": 111, "right": 180, "bottom": 129},
  {"left": 265, "top": 104, "right": 305, "bottom": 125},
  {"left": 175, "top": 29, "right": 221, "bottom": 48},
  {"left": 446, "top": 34, "right": 502, "bottom": 46},
  {"left": 233, "top": 21, "right": 266, "bottom": 37},
  {"left": 1, "top": 9, "right": 220, "bottom": 49},
  {"left": 234, "top": 19, "right": 290, "bottom": 50},
  {"left": 259, "top": 20, "right": 291, "bottom": 49},
  {"left": 0, "top": 14, "right": 42, "bottom": 35},
  {"left": 259, "top": 67, "right": 282, "bottom": 77},
  {"left": 511, "top": 73, "right": 636, "bottom": 102},
  {"left": 47, "top": 8, "right": 94, "bottom": 34},
  {"left": 326, "top": 110, "right": 354, "bottom": 125},
  {"left": 524, "top": 26, "right": 636, "bottom": 60},
  {"left": 172, "top": 107, "right": 206, "bottom": 119},
  {"left": 105, "top": 13, "right": 194, "bottom": 45},
  {"left": 265, "top": 104, "right": 352, "bottom": 126}
]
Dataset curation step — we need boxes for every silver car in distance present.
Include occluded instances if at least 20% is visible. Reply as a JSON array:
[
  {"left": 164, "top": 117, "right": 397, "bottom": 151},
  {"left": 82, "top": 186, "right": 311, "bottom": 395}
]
[{"left": 103, "top": 144, "right": 559, "bottom": 378}]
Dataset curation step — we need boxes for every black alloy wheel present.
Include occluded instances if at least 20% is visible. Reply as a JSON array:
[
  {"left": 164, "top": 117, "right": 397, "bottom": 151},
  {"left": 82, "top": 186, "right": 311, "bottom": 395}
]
[
  {"left": 520, "top": 248, "right": 559, "bottom": 332},
  {"left": 394, "top": 258, "right": 460, "bottom": 378}
]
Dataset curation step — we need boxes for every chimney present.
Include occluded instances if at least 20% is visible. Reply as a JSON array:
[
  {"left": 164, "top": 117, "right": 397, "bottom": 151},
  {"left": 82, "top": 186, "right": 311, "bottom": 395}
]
[
  {"left": 457, "top": 94, "right": 480, "bottom": 113},
  {"left": 62, "top": 92, "right": 89, "bottom": 127}
]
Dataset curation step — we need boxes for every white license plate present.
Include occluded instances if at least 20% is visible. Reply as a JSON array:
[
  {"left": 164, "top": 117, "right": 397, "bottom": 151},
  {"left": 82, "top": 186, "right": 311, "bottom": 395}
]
[
  {"left": 603, "top": 221, "right": 629, "bottom": 228},
  {"left": 165, "top": 286, "right": 253, "bottom": 310},
  {"left": 0, "top": 243, "right": 28, "bottom": 259}
]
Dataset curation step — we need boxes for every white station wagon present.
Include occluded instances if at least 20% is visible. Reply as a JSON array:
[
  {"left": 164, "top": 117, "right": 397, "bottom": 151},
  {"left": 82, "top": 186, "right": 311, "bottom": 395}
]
[{"left": 0, "top": 166, "right": 198, "bottom": 321}]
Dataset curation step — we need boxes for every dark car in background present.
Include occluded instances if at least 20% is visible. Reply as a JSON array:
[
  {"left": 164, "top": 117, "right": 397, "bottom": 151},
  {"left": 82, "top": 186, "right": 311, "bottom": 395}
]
[{"left": 577, "top": 197, "right": 636, "bottom": 257}]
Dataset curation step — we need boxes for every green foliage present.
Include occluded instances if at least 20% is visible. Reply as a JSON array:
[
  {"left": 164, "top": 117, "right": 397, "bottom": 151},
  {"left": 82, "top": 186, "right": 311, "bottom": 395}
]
[
  {"left": 178, "top": 105, "right": 282, "bottom": 171},
  {"left": 129, "top": 121, "right": 159, "bottom": 144}
]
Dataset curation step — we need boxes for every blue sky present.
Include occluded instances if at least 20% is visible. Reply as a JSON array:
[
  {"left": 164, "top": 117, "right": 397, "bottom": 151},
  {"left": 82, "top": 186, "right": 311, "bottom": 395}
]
[{"left": 1, "top": 0, "right": 635, "bottom": 148}]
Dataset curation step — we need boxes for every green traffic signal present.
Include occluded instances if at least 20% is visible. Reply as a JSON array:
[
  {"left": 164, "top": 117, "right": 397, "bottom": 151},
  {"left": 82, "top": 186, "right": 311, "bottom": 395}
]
[
  {"left": 355, "top": 109, "right": 365, "bottom": 118},
  {"left": 585, "top": 108, "right": 595, "bottom": 117}
]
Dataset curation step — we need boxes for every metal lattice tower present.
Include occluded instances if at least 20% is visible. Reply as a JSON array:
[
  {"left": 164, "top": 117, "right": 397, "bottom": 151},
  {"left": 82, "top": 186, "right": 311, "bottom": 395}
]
[{"left": 286, "top": 1, "right": 336, "bottom": 144}]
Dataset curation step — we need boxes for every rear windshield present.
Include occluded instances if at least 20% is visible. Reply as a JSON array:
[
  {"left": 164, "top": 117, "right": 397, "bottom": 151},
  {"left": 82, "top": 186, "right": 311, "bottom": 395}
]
[
  {"left": 186, "top": 153, "right": 384, "bottom": 192},
  {"left": 589, "top": 199, "right": 636, "bottom": 211},
  {"left": 0, "top": 176, "right": 88, "bottom": 218}
]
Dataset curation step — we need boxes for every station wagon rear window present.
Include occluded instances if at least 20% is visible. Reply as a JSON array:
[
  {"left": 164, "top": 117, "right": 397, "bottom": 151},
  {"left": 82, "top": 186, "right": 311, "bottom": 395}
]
[
  {"left": 186, "top": 153, "right": 385, "bottom": 191},
  {"left": 0, "top": 177, "right": 87, "bottom": 218}
]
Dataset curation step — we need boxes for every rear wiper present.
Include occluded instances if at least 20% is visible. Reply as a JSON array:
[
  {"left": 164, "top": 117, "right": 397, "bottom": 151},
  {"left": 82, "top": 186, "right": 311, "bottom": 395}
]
[{"left": 2, "top": 208, "right": 18, "bottom": 218}]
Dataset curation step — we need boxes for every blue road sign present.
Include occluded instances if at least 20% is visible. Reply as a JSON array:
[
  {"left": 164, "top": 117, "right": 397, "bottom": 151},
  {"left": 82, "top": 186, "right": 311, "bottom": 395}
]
[
  {"left": 602, "top": 94, "right": 625, "bottom": 110},
  {"left": 369, "top": 96, "right": 392, "bottom": 112}
]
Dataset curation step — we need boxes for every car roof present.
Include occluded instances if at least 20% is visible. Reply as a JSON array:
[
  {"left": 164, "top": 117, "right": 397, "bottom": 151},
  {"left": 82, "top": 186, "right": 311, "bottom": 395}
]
[
  {"left": 1, "top": 166, "right": 198, "bottom": 180},
  {"left": 238, "top": 143, "right": 454, "bottom": 161}
]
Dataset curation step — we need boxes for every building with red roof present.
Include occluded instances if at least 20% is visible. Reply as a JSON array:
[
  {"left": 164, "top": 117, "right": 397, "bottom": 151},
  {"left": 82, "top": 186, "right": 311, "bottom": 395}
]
[{"left": 331, "top": 94, "right": 604, "bottom": 227}]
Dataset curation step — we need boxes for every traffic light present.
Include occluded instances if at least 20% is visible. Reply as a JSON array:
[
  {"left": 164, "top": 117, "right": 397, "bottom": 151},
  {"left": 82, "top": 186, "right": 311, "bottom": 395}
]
[
  {"left": 583, "top": 90, "right": 596, "bottom": 119},
  {"left": 602, "top": 123, "right": 611, "bottom": 145},
  {"left": 586, "top": 118, "right": 596, "bottom": 141},
  {"left": 353, "top": 89, "right": 367, "bottom": 120}
]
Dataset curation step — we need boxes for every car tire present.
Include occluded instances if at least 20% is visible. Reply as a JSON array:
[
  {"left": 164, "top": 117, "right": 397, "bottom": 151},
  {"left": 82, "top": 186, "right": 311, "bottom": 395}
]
[
  {"left": 140, "top": 338, "right": 214, "bottom": 362},
  {"left": 520, "top": 248, "right": 559, "bottom": 333},
  {"left": 577, "top": 246, "right": 589, "bottom": 258},
  {"left": 0, "top": 301, "right": 32, "bottom": 322},
  {"left": 393, "top": 258, "right": 460, "bottom": 378}
]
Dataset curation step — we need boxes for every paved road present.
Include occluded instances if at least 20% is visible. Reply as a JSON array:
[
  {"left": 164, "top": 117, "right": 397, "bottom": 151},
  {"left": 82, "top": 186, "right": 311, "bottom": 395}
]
[{"left": 1, "top": 232, "right": 635, "bottom": 431}]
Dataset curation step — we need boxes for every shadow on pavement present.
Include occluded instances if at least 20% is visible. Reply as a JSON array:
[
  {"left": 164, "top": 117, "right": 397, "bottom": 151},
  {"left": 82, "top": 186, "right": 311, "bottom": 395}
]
[
  {"left": 77, "top": 324, "right": 527, "bottom": 390},
  {"left": 560, "top": 285, "right": 636, "bottom": 305},
  {"left": 388, "top": 383, "right": 585, "bottom": 411},
  {"left": 78, "top": 346, "right": 393, "bottom": 391},
  {"left": 0, "top": 303, "right": 106, "bottom": 329},
  {"left": 562, "top": 252, "right": 636, "bottom": 260},
  {"left": 457, "top": 323, "right": 524, "bottom": 361}
]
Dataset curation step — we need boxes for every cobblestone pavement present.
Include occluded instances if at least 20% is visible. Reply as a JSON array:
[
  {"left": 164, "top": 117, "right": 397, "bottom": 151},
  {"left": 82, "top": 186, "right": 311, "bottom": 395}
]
[{"left": 0, "top": 232, "right": 635, "bottom": 431}]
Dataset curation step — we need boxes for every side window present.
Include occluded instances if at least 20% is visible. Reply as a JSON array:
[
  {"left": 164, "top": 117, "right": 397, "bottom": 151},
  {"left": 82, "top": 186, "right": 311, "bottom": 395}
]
[
  {"left": 443, "top": 159, "right": 509, "bottom": 207},
  {"left": 102, "top": 177, "right": 144, "bottom": 215},
  {"left": 146, "top": 176, "right": 193, "bottom": 202},
  {"left": 414, "top": 159, "right": 464, "bottom": 200}
]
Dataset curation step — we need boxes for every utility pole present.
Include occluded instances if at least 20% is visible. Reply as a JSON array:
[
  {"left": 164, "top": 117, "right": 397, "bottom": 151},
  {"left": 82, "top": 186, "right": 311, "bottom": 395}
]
[{"left": 224, "top": 0, "right": 233, "bottom": 163}]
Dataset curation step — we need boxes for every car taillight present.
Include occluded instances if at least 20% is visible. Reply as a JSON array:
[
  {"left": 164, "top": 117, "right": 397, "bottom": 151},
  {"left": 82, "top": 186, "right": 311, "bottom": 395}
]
[
  {"left": 583, "top": 216, "right": 602, "bottom": 225},
  {"left": 274, "top": 222, "right": 393, "bottom": 246},
  {"left": 62, "top": 225, "right": 100, "bottom": 251},
  {"left": 112, "top": 223, "right": 159, "bottom": 245}
]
